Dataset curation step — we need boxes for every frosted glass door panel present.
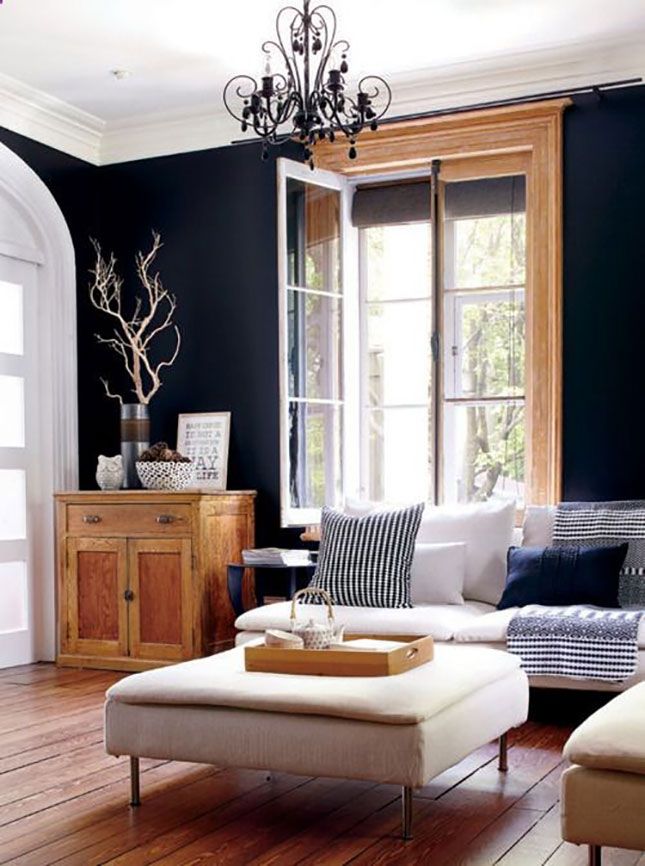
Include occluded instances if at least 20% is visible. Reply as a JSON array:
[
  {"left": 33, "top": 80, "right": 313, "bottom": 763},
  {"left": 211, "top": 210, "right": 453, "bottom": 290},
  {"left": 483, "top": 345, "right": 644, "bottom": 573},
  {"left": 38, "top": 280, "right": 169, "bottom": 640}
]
[
  {"left": 0, "top": 281, "right": 23, "bottom": 355},
  {"left": 0, "top": 469, "right": 27, "bottom": 540},
  {"left": 0, "top": 375, "right": 25, "bottom": 447},
  {"left": 0, "top": 561, "right": 27, "bottom": 632}
]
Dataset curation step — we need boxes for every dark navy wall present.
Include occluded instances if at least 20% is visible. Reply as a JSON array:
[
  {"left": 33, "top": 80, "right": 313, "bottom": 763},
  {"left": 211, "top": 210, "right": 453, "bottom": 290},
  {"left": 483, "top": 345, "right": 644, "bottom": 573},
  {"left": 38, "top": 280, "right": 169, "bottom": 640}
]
[
  {"left": 96, "top": 143, "right": 298, "bottom": 545},
  {"left": 562, "top": 87, "right": 645, "bottom": 501},
  {"left": 2, "top": 84, "right": 645, "bottom": 542}
]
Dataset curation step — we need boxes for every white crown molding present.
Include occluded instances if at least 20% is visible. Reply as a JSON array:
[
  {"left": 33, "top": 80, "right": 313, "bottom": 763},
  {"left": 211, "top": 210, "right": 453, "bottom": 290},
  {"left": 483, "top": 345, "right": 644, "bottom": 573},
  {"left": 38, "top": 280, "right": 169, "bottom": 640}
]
[
  {"left": 0, "top": 32, "right": 644, "bottom": 166},
  {"left": 0, "top": 72, "right": 104, "bottom": 164},
  {"left": 387, "top": 32, "right": 645, "bottom": 117},
  {"left": 98, "top": 31, "right": 645, "bottom": 165},
  {"left": 98, "top": 105, "right": 236, "bottom": 165}
]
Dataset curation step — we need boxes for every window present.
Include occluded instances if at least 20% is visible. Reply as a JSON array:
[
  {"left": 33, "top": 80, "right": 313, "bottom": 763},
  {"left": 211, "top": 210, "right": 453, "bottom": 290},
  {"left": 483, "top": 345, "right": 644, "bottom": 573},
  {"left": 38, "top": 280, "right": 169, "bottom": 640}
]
[
  {"left": 358, "top": 175, "right": 526, "bottom": 508},
  {"left": 278, "top": 101, "right": 566, "bottom": 525},
  {"left": 278, "top": 163, "right": 349, "bottom": 525}
]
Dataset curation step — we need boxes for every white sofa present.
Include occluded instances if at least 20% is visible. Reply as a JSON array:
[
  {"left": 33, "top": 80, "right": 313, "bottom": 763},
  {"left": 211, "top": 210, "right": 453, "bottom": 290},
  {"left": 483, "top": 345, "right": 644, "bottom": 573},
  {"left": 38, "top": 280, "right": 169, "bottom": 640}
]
[{"left": 235, "top": 504, "right": 645, "bottom": 692}]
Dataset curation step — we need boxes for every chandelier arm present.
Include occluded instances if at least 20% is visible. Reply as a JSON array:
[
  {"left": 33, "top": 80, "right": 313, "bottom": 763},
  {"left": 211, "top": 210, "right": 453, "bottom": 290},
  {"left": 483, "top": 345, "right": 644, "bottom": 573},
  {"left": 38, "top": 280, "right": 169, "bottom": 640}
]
[
  {"left": 325, "top": 95, "right": 355, "bottom": 139},
  {"left": 223, "top": 75, "right": 260, "bottom": 123},
  {"left": 309, "top": 5, "right": 337, "bottom": 97},
  {"left": 275, "top": 6, "right": 305, "bottom": 99},
  {"left": 264, "top": 76, "right": 294, "bottom": 127},
  {"left": 358, "top": 75, "right": 393, "bottom": 119}
]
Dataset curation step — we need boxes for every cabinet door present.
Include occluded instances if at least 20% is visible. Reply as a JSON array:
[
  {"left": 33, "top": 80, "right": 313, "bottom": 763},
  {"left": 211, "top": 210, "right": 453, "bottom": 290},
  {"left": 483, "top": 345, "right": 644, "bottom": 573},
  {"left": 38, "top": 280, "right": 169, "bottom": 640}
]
[
  {"left": 64, "top": 538, "right": 128, "bottom": 657},
  {"left": 127, "top": 538, "right": 193, "bottom": 661}
]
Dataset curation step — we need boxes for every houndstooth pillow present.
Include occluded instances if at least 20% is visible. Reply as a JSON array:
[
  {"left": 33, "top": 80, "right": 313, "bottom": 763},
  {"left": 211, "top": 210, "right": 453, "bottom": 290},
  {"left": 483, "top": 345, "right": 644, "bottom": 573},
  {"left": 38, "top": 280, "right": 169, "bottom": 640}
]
[{"left": 308, "top": 503, "right": 424, "bottom": 608}]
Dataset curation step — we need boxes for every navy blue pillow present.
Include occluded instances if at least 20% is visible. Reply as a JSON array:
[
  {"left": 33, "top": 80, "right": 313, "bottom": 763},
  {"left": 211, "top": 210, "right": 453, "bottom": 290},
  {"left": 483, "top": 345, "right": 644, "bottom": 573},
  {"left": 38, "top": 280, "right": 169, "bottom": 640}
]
[{"left": 498, "top": 544, "right": 628, "bottom": 610}]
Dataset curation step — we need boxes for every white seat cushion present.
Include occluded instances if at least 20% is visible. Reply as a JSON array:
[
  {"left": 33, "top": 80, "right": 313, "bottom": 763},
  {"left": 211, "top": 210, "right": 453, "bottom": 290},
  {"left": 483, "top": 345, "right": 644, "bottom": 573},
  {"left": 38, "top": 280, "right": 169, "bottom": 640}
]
[
  {"left": 454, "top": 606, "right": 645, "bottom": 648},
  {"left": 235, "top": 600, "right": 494, "bottom": 642},
  {"left": 106, "top": 643, "right": 523, "bottom": 726},
  {"left": 563, "top": 681, "right": 645, "bottom": 774}
]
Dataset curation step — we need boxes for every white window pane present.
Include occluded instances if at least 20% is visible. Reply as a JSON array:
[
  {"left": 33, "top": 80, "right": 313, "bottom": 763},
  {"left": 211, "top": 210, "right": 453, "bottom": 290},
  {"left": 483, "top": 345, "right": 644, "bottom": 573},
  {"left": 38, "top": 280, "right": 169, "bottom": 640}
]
[
  {"left": 0, "top": 469, "right": 27, "bottom": 540},
  {"left": 288, "top": 402, "right": 342, "bottom": 510},
  {"left": 0, "top": 375, "right": 25, "bottom": 447},
  {"left": 363, "top": 224, "right": 431, "bottom": 301},
  {"left": 0, "top": 561, "right": 27, "bottom": 633},
  {"left": 287, "top": 179, "right": 342, "bottom": 293},
  {"left": 0, "top": 281, "right": 23, "bottom": 355},
  {"left": 366, "top": 301, "right": 431, "bottom": 406},
  {"left": 455, "top": 295, "right": 525, "bottom": 399},
  {"left": 452, "top": 214, "right": 526, "bottom": 289},
  {"left": 443, "top": 401, "right": 525, "bottom": 505},
  {"left": 367, "top": 407, "right": 430, "bottom": 502},
  {"left": 287, "top": 290, "right": 342, "bottom": 400}
]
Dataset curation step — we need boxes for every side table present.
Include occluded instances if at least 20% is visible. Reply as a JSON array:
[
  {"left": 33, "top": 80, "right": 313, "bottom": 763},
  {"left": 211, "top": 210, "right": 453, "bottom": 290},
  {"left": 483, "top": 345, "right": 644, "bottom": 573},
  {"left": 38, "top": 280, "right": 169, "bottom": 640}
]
[{"left": 227, "top": 562, "right": 316, "bottom": 618}]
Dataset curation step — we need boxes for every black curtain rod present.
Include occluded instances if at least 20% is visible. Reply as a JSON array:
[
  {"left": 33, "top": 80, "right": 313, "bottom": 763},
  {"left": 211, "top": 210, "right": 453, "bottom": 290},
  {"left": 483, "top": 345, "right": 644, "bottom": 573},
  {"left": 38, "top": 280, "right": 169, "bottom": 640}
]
[
  {"left": 379, "top": 77, "right": 642, "bottom": 126},
  {"left": 229, "top": 77, "right": 642, "bottom": 147}
]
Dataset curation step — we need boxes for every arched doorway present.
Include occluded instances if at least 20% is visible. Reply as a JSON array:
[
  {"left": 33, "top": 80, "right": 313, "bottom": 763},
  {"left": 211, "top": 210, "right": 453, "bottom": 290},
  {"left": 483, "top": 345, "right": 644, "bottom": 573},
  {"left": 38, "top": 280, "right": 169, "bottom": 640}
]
[{"left": 0, "top": 142, "right": 77, "bottom": 667}]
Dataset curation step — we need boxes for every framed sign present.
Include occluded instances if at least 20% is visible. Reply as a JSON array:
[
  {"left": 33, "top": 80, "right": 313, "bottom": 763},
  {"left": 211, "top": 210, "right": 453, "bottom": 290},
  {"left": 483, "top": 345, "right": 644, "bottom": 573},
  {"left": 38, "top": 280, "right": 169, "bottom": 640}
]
[{"left": 176, "top": 412, "right": 231, "bottom": 490}]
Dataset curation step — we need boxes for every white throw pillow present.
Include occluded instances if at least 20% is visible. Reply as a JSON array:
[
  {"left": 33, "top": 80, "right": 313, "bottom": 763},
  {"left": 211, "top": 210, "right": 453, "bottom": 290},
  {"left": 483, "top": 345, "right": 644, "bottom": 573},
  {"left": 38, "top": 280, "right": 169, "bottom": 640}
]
[
  {"left": 410, "top": 542, "right": 466, "bottom": 605},
  {"left": 416, "top": 500, "right": 516, "bottom": 605}
]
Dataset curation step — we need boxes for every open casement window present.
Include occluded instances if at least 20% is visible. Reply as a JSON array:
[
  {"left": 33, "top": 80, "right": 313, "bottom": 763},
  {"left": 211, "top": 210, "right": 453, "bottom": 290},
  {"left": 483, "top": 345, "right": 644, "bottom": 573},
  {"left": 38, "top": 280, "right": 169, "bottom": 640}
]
[
  {"left": 277, "top": 159, "right": 358, "bottom": 527},
  {"left": 278, "top": 101, "right": 566, "bottom": 526}
]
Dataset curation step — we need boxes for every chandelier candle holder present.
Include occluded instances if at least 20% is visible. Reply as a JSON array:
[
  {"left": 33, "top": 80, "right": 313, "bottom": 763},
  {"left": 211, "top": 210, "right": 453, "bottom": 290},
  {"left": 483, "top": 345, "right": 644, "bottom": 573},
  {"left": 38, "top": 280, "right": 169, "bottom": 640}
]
[{"left": 223, "top": 0, "right": 391, "bottom": 168}]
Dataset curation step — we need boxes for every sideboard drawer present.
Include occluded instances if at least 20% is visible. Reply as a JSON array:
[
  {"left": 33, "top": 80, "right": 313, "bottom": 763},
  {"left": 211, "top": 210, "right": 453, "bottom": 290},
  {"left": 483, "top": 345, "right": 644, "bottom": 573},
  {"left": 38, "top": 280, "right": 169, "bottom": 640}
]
[{"left": 66, "top": 504, "right": 193, "bottom": 536}]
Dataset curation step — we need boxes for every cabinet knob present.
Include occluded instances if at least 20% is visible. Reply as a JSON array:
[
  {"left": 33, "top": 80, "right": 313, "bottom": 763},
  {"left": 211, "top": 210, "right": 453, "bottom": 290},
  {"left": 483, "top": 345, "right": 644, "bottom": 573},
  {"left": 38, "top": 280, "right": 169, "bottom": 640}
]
[
  {"left": 124, "top": 589, "right": 134, "bottom": 602},
  {"left": 82, "top": 514, "right": 102, "bottom": 524},
  {"left": 156, "top": 514, "right": 176, "bottom": 524}
]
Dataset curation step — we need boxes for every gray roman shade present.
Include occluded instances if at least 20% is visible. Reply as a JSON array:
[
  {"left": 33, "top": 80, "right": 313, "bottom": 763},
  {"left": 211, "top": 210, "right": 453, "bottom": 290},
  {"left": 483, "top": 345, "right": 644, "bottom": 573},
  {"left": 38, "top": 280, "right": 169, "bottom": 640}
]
[
  {"left": 445, "top": 176, "right": 525, "bottom": 219},
  {"left": 351, "top": 180, "right": 430, "bottom": 228},
  {"left": 351, "top": 174, "right": 525, "bottom": 228}
]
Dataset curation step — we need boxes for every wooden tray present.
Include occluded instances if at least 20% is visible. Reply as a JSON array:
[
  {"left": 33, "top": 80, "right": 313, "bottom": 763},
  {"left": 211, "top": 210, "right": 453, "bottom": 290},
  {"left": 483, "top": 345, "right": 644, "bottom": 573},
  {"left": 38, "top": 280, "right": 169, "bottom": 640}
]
[{"left": 244, "top": 634, "right": 434, "bottom": 677}]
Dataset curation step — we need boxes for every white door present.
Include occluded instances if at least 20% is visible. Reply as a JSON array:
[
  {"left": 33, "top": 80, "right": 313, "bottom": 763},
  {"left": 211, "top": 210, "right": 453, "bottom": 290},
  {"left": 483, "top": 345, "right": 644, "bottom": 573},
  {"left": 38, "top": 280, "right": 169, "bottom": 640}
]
[{"left": 0, "top": 252, "right": 39, "bottom": 667}]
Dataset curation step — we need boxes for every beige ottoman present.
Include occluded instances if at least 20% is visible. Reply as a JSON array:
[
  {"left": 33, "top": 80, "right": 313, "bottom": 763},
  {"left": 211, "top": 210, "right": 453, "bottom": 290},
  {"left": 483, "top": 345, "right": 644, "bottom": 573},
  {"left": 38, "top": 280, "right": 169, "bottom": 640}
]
[
  {"left": 561, "top": 682, "right": 645, "bottom": 865},
  {"left": 105, "top": 643, "right": 528, "bottom": 839}
]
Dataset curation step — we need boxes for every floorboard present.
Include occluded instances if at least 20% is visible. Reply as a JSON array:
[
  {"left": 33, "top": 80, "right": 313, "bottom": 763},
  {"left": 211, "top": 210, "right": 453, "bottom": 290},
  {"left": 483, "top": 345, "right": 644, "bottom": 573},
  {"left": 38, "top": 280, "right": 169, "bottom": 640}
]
[{"left": 0, "top": 663, "right": 641, "bottom": 866}]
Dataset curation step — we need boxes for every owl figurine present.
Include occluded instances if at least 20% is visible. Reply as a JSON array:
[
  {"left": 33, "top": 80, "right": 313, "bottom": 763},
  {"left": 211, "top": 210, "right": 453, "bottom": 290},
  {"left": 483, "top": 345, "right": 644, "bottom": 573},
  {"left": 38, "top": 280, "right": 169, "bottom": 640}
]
[{"left": 96, "top": 455, "right": 124, "bottom": 490}]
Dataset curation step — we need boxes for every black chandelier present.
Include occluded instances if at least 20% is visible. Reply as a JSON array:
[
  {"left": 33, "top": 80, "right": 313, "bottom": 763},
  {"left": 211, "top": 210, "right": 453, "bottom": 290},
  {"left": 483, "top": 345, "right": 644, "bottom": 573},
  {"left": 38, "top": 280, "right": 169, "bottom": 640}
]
[{"left": 223, "top": 0, "right": 391, "bottom": 168}]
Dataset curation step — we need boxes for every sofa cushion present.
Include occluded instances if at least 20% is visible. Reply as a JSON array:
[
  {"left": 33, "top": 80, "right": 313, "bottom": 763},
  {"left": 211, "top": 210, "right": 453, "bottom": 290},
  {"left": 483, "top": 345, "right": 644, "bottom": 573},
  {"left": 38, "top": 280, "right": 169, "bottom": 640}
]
[
  {"left": 416, "top": 500, "right": 516, "bottom": 606},
  {"left": 309, "top": 504, "right": 424, "bottom": 608},
  {"left": 522, "top": 505, "right": 556, "bottom": 546},
  {"left": 411, "top": 542, "right": 466, "bottom": 605},
  {"left": 235, "top": 600, "right": 495, "bottom": 643},
  {"left": 498, "top": 544, "right": 627, "bottom": 610},
  {"left": 563, "top": 682, "right": 645, "bottom": 775},
  {"left": 454, "top": 606, "right": 645, "bottom": 649}
]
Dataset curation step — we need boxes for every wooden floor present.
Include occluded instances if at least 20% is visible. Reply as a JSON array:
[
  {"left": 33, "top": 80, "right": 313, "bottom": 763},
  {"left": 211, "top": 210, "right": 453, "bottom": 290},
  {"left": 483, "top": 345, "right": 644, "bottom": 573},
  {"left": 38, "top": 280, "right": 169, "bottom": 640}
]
[{"left": 0, "top": 665, "right": 642, "bottom": 866}]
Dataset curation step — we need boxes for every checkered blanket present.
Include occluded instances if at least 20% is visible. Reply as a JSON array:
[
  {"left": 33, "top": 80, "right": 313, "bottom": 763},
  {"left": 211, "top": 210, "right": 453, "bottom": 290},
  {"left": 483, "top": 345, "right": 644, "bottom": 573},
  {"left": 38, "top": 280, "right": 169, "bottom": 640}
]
[
  {"left": 507, "top": 605, "right": 643, "bottom": 681},
  {"left": 507, "top": 501, "right": 645, "bottom": 681}
]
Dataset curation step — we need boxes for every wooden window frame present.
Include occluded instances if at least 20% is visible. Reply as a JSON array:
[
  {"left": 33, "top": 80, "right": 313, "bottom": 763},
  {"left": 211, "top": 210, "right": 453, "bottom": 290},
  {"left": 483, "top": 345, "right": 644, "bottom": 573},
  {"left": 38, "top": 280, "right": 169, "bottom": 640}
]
[{"left": 314, "top": 99, "right": 569, "bottom": 506}]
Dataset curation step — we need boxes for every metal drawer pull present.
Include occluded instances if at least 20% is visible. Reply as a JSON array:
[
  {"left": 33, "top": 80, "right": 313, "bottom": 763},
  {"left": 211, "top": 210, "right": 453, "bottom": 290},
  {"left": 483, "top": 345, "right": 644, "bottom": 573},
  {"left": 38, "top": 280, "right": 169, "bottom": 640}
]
[
  {"left": 82, "top": 514, "right": 102, "bottom": 524},
  {"left": 124, "top": 589, "right": 134, "bottom": 602},
  {"left": 156, "top": 514, "right": 176, "bottom": 524}
]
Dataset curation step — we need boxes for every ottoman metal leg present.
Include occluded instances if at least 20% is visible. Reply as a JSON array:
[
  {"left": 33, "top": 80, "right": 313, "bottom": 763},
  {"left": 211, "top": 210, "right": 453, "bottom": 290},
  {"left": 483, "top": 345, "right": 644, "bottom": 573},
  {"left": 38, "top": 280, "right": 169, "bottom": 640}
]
[
  {"left": 130, "top": 756, "right": 141, "bottom": 807},
  {"left": 498, "top": 732, "right": 508, "bottom": 772},
  {"left": 401, "top": 786, "right": 413, "bottom": 840},
  {"left": 589, "top": 845, "right": 601, "bottom": 866}
]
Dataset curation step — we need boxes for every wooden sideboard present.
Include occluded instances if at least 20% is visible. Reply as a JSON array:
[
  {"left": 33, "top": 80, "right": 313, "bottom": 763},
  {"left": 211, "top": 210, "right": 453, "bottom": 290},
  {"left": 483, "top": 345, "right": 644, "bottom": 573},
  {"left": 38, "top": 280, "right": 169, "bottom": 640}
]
[{"left": 55, "top": 490, "right": 255, "bottom": 671}]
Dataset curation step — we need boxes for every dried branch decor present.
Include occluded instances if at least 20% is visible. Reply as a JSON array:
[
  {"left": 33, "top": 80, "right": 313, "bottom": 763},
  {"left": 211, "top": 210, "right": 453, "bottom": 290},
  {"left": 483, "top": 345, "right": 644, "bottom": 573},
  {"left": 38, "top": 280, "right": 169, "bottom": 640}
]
[{"left": 89, "top": 232, "right": 181, "bottom": 405}]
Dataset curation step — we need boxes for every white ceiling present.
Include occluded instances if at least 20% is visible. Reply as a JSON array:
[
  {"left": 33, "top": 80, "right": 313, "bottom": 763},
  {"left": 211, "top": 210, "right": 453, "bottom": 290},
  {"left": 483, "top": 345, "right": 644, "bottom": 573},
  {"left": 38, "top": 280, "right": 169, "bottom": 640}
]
[{"left": 0, "top": 0, "right": 644, "bottom": 163}]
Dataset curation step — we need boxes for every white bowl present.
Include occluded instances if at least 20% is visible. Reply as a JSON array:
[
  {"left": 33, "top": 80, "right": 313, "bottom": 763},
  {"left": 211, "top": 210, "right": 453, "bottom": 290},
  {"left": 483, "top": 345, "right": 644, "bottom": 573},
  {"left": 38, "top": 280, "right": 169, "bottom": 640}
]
[{"left": 136, "top": 461, "right": 195, "bottom": 491}]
